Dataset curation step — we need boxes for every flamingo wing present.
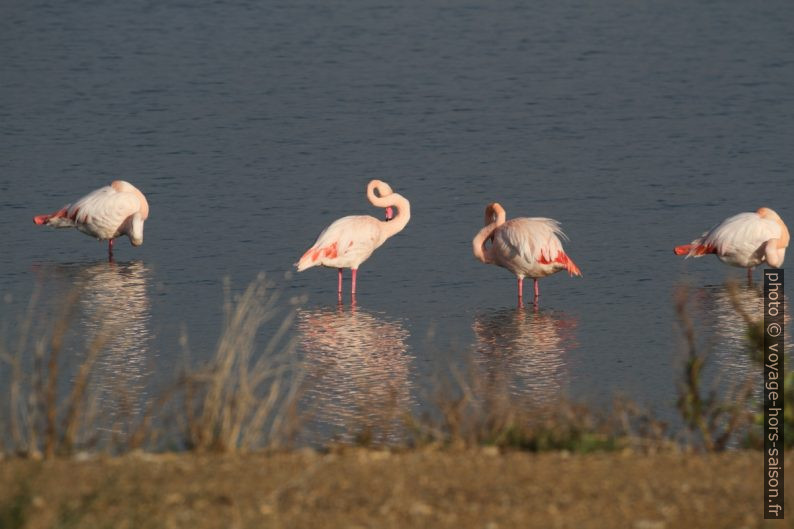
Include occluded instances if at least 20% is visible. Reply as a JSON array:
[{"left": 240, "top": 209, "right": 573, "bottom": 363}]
[
  {"left": 699, "top": 212, "right": 781, "bottom": 258},
  {"left": 297, "top": 215, "right": 382, "bottom": 271},
  {"left": 68, "top": 186, "right": 144, "bottom": 239},
  {"left": 495, "top": 218, "right": 581, "bottom": 276},
  {"left": 496, "top": 218, "right": 563, "bottom": 261}
]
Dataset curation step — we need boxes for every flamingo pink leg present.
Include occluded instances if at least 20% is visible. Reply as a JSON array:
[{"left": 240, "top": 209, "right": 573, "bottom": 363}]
[
  {"left": 517, "top": 277, "right": 523, "bottom": 300},
  {"left": 534, "top": 279, "right": 540, "bottom": 302},
  {"left": 337, "top": 268, "right": 343, "bottom": 293},
  {"left": 351, "top": 268, "right": 358, "bottom": 294},
  {"left": 747, "top": 268, "right": 753, "bottom": 281}
]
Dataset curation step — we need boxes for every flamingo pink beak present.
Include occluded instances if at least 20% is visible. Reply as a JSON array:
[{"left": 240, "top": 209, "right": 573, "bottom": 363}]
[{"left": 385, "top": 206, "right": 394, "bottom": 221}]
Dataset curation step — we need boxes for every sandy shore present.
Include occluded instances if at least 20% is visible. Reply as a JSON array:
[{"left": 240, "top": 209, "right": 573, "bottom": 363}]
[{"left": 1, "top": 449, "right": 787, "bottom": 528}]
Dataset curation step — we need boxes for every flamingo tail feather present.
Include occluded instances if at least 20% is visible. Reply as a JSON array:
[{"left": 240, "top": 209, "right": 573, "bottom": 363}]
[
  {"left": 33, "top": 208, "right": 69, "bottom": 226},
  {"left": 296, "top": 242, "right": 339, "bottom": 272},
  {"left": 539, "top": 250, "right": 582, "bottom": 277},
  {"left": 674, "top": 243, "right": 715, "bottom": 257}
]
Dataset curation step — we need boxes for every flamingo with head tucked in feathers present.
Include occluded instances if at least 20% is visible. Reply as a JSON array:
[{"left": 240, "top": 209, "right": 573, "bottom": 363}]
[
  {"left": 33, "top": 180, "right": 149, "bottom": 257},
  {"left": 472, "top": 202, "right": 581, "bottom": 304},
  {"left": 673, "top": 207, "right": 789, "bottom": 279},
  {"left": 295, "top": 180, "right": 410, "bottom": 298}
]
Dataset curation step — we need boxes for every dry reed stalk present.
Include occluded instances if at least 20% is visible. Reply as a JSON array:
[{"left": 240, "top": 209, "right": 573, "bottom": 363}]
[
  {"left": 402, "top": 355, "right": 626, "bottom": 453},
  {"left": 674, "top": 285, "right": 755, "bottom": 451},
  {"left": 60, "top": 329, "right": 112, "bottom": 453},
  {"left": 42, "top": 290, "right": 81, "bottom": 459},
  {"left": 0, "top": 286, "right": 124, "bottom": 457},
  {"left": 178, "top": 274, "right": 300, "bottom": 452},
  {"left": 6, "top": 288, "right": 41, "bottom": 451}
]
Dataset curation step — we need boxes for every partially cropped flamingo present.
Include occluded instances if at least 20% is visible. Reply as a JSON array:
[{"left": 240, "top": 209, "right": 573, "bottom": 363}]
[
  {"left": 472, "top": 203, "right": 581, "bottom": 303},
  {"left": 296, "top": 179, "right": 411, "bottom": 298},
  {"left": 33, "top": 180, "right": 149, "bottom": 257},
  {"left": 674, "top": 207, "right": 789, "bottom": 278}
]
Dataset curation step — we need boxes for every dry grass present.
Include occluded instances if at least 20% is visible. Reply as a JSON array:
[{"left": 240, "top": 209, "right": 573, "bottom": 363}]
[
  {"left": 0, "top": 279, "right": 781, "bottom": 458},
  {"left": 0, "top": 450, "right": 772, "bottom": 529},
  {"left": 1, "top": 287, "right": 114, "bottom": 458},
  {"left": 0, "top": 274, "right": 302, "bottom": 457},
  {"left": 673, "top": 284, "right": 755, "bottom": 451},
  {"left": 174, "top": 274, "right": 302, "bottom": 452},
  {"left": 403, "top": 363, "right": 673, "bottom": 454},
  {"left": 724, "top": 281, "right": 794, "bottom": 449}
]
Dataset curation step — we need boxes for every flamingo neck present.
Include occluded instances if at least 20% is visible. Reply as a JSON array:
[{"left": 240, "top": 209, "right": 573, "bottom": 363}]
[
  {"left": 472, "top": 222, "right": 498, "bottom": 264},
  {"left": 367, "top": 180, "right": 411, "bottom": 242}
]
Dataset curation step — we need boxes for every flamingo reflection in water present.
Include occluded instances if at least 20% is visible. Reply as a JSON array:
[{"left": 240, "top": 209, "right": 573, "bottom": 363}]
[
  {"left": 472, "top": 306, "right": 578, "bottom": 405},
  {"left": 682, "top": 281, "right": 790, "bottom": 403},
  {"left": 296, "top": 304, "right": 413, "bottom": 444},
  {"left": 35, "top": 260, "right": 152, "bottom": 441}
]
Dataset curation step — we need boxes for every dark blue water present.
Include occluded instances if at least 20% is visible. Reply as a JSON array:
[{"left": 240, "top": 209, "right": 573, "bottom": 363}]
[{"left": 2, "top": 0, "right": 793, "bottom": 441}]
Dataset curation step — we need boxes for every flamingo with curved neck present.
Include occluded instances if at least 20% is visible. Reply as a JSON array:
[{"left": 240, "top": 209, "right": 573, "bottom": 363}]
[
  {"left": 473, "top": 202, "right": 581, "bottom": 304},
  {"left": 296, "top": 179, "right": 411, "bottom": 299}
]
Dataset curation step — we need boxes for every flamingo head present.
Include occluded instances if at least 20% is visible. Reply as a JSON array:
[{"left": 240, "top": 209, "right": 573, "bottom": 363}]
[
  {"left": 385, "top": 206, "right": 394, "bottom": 221},
  {"left": 484, "top": 202, "right": 506, "bottom": 226},
  {"left": 127, "top": 212, "right": 145, "bottom": 246}
]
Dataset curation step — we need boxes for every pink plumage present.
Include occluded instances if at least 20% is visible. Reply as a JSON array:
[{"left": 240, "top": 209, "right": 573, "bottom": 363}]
[
  {"left": 473, "top": 202, "right": 581, "bottom": 303},
  {"left": 33, "top": 180, "right": 150, "bottom": 254},
  {"left": 673, "top": 207, "right": 789, "bottom": 274},
  {"left": 296, "top": 180, "right": 410, "bottom": 297}
]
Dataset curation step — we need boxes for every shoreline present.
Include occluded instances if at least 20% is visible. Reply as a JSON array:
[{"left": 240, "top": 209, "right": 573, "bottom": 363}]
[{"left": 2, "top": 448, "right": 780, "bottom": 528}]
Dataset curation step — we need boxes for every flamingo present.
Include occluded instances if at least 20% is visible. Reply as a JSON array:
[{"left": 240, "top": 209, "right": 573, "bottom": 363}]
[
  {"left": 472, "top": 202, "right": 582, "bottom": 303},
  {"left": 33, "top": 180, "right": 149, "bottom": 257},
  {"left": 295, "top": 179, "right": 410, "bottom": 298},
  {"left": 673, "top": 207, "right": 789, "bottom": 279}
]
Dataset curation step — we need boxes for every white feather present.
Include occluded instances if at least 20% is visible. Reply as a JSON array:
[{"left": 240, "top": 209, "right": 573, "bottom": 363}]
[
  {"left": 297, "top": 215, "right": 383, "bottom": 271},
  {"left": 692, "top": 212, "right": 782, "bottom": 267},
  {"left": 68, "top": 186, "right": 143, "bottom": 240},
  {"left": 491, "top": 218, "right": 574, "bottom": 278}
]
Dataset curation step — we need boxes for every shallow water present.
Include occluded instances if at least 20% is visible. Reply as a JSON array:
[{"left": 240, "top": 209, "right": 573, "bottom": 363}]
[{"left": 2, "top": 0, "right": 793, "bottom": 441}]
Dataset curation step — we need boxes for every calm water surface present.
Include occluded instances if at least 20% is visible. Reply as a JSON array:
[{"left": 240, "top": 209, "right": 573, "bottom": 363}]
[{"left": 2, "top": 0, "right": 793, "bottom": 440}]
